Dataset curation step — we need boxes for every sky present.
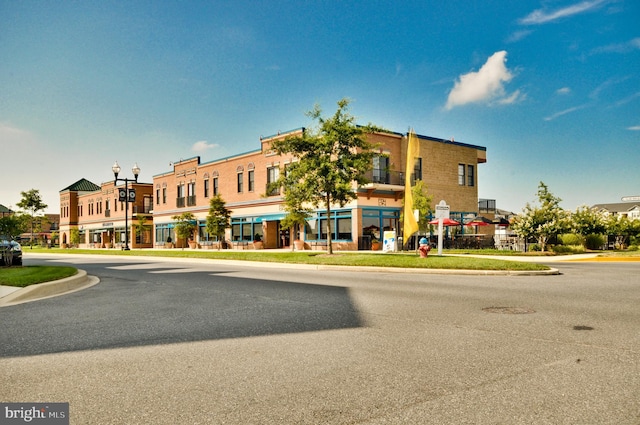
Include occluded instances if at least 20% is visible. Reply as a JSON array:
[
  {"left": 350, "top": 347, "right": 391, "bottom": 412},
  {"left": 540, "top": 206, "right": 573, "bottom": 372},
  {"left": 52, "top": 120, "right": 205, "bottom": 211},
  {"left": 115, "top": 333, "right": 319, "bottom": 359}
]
[{"left": 1, "top": 0, "right": 638, "bottom": 215}]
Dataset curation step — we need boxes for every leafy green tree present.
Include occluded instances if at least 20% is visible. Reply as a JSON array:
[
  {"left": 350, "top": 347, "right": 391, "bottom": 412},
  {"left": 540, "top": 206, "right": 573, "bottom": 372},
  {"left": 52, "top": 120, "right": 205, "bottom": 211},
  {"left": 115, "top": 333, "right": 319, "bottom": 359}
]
[
  {"left": 16, "top": 189, "right": 48, "bottom": 248},
  {"left": 511, "top": 182, "right": 568, "bottom": 252},
  {"left": 70, "top": 228, "right": 81, "bottom": 247},
  {"left": 0, "top": 214, "right": 28, "bottom": 239},
  {"left": 571, "top": 205, "right": 607, "bottom": 236},
  {"left": 605, "top": 214, "right": 639, "bottom": 249},
  {"left": 206, "top": 194, "right": 231, "bottom": 249},
  {"left": 269, "top": 98, "right": 378, "bottom": 254},
  {"left": 409, "top": 180, "right": 433, "bottom": 234},
  {"left": 172, "top": 212, "right": 197, "bottom": 249},
  {"left": 279, "top": 191, "right": 312, "bottom": 251},
  {"left": 135, "top": 215, "right": 152, "bottom": 245}
]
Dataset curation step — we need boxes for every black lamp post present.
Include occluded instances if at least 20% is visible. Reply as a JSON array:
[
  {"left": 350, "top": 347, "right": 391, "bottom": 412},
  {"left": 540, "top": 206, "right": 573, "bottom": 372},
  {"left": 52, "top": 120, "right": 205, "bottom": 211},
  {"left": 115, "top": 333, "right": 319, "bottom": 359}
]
[{"left": 112, "top": 161, "right": 140, "bottom": 250}]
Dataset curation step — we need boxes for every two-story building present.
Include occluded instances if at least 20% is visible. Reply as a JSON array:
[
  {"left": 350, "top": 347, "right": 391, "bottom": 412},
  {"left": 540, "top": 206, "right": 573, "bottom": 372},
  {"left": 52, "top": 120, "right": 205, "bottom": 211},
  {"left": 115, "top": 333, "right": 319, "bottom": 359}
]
[
  {"left": 59, "top": 178, "right": 154, "bottom": 248},
  {"left": 151, "top": 129, "right": 487, "bottom": 250}
]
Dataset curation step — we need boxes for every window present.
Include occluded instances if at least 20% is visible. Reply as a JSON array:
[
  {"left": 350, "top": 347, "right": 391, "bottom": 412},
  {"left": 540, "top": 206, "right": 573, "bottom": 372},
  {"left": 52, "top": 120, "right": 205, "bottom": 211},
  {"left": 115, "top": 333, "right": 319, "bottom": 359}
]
[
  {"left": 213, "top": 177, "right": 219, "bottom": 195},
  {"left": 162, "top": 187, "right": 167, "bottom": 204},
  {"left": 373, "top": 156, "right": 390, "bottom": 184},
  {"left": 467, "top": 165, "right": 475, "bottom": 187},
  {"left": 413, "top": 158, "right": 422, "bottom": 183},
  {"left": 458, "top": 164, "right": 465, "bottom": 186},
  {"left": 187, "top": 182, "right": 196, "bottom": 206},
  {"left": 248, "top": 170, "right": 255, "bottom": 192},
  {"left": 177, "top": 184, "right": 185, "bottom": 207},
  {"left": 204, "top": 179, "right": 210, "bottom": 198},
  {"left": 237, "top": 173, "right": 243, "bottom": 193},
  {"left": 156, "top": 189, "right": 160, "bottom": 205},
  {"left": 267, "top": 166, "right": 279, "bottom": 196}
]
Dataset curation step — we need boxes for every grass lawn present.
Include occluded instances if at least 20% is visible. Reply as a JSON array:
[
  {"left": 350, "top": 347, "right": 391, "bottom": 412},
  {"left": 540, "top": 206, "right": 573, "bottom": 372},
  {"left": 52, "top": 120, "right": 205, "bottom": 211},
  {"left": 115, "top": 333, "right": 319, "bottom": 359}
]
[
  {"left": 0, "top": 266, "right": 78, "bottom": 287},
  {"left": 31, "top": 247, "right": 551, "bottom": 271}
]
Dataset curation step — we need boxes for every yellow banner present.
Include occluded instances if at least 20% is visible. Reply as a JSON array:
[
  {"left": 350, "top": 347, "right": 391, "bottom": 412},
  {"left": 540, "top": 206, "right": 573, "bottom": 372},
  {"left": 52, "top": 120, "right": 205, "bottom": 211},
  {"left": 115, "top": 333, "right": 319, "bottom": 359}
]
[{"left": 403, "top": 130, "right": 419, "bottom": 243}]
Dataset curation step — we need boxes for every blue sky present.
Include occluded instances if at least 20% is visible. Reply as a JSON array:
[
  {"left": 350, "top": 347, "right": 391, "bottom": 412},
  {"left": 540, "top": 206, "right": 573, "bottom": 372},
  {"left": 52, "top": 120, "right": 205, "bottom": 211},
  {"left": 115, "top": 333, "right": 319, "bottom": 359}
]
[{"left": 1, "top": 0, "right": 638, "bottom": 214}]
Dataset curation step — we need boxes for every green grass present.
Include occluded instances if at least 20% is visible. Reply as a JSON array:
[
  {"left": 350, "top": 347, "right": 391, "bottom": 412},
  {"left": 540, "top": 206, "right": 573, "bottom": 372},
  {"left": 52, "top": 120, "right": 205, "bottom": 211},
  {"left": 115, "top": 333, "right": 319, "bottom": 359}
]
[
  {"left": 38, "top": 248, "right": 550, "bottom": 271},
  {"left": 0, "top": 266, "right": 78, "bottom": 287}
]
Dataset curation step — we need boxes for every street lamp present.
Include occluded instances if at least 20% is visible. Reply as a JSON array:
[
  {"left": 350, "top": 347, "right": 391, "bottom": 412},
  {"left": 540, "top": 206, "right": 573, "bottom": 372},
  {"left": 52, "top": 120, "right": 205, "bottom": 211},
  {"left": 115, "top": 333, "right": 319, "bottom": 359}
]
[{"left": 112, "top": 161, "right": 140, "bottom": 250}]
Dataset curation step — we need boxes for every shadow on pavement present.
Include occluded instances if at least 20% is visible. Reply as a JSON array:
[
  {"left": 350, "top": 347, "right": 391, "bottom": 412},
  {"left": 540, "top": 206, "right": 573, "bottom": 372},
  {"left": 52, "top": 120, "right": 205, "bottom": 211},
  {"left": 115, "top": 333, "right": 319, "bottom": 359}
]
[{"left": 0, "top": 263, "right": 364, "bottom": 357}]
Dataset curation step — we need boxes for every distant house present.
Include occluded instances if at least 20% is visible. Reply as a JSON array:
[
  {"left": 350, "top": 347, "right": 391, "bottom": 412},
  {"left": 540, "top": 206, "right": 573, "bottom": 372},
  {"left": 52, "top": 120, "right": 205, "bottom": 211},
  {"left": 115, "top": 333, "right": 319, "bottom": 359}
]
[
  {"left": 0, "top": 204, "right": 13, "bottom": 217},
  {"left": 592, "top": 202, "right": 640, "bottom": 220}
]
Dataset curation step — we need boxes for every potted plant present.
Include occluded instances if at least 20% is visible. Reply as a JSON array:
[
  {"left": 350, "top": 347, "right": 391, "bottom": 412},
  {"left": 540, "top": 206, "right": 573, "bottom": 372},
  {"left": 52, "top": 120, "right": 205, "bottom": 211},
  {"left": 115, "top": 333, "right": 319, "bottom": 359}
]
[
  {"left": 253, "top": 233, "right": 263, "bottom": 249},
  {"left": 371, "top": 238, "right": 381, "bottom": 251}
]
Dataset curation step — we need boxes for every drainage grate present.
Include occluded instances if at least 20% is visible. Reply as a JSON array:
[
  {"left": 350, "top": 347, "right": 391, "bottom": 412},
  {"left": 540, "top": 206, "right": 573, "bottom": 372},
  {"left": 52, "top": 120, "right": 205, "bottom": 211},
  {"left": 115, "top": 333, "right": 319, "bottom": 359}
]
[{"left": 482, "top": 306, "right": 536, "bottom": 314}]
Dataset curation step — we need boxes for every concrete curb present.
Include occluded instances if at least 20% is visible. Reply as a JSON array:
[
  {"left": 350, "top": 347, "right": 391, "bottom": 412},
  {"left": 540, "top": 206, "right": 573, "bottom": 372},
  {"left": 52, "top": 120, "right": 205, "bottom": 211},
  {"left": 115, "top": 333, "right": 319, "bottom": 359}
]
[{"left": 0, "top": 269, "right": 100, "bottom": 307}]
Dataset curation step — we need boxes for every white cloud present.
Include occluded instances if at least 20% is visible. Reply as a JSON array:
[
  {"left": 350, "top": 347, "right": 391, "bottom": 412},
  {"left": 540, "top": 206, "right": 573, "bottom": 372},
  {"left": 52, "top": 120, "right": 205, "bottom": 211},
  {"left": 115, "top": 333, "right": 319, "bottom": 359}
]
[
  {"left": 556, "top": 87, "right": 571, "bottom": 95},
  {"left": 519, "top": 0, "right": 609, "bottom": 25},
  {"left": 543, "top": 104, "right": 588, "bottom": 121},
  {"left": 496, "top": 90, "right": 525, "bottom": 105},
  {"left": 192, "top": 141, "right": 219, "bottom": 152},
  {"left": 592, "top": 37, "right": 640, "bottom": 54},
  {"left": 506, "top": 30, "right": 533, "bottom": 43},
  {"left": 627, "top": 126, "right": 640, "bottom": 131},
  {"left": 445, "top": 51, "right": 519, "bottom": 110}
]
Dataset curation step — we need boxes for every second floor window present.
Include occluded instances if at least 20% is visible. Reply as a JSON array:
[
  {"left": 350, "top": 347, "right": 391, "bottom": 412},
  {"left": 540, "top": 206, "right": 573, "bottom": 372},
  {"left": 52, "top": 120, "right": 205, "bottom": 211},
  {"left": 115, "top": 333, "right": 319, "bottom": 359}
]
[
  {"left": 467, "top": 165, "right": 475, "bottom": 187},
  {"left": 248, "top": 170, "right": 255, "bottom": 192},
  {"left": 413, "top": 158, "right": 422, "bottom": 183},
  {"left": 267, "top": 166, "right": 279, "bottom": 195},
  {"left": 204, "top": 179, "right": 210, "bottom": 198},
  {"left": 458, "top": 164, "right": 465, "bottom": 186},
  {"left": 213, "top": 177, "right": 219, "bottom": 195},
  {"left": 237, "top": 173, "right": 243, "bottom": 193}
]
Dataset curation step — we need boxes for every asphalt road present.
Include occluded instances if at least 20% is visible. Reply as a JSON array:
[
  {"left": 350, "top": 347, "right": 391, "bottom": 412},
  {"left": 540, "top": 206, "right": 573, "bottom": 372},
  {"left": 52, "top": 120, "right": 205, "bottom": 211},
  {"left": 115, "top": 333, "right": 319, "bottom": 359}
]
[{"left": 1, "top": 254, "right": 639, "bottom": 424}]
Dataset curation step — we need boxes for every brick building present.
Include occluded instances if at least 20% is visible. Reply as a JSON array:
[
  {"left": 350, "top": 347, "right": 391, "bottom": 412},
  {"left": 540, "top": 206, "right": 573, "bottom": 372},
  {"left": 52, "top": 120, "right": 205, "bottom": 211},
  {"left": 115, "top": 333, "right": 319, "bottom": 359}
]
[
  {"left": 59, "top": 178, "right": 154, "bottom": 249},
  {"left": 151, "top": 129, "right": 487, "bottom": 250}
]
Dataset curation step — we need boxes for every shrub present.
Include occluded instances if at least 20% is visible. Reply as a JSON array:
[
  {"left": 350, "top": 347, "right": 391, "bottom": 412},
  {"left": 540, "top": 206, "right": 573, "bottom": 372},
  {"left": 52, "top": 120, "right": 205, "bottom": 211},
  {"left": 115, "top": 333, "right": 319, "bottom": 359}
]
[
  {"left": 552, "top": 245, "right": 586, "bottom": 254},
  {"left": 560, "top": 233, "right": 584, "bottom": 246},
  {"left": 585, "top": 234, "right": 606, "bottom": 250},
  {"left": 528, "top": 243, "right": 540, "bottom": 252},
  {"left": 628, "top": 244, "right": 639, "bottom": 251}
]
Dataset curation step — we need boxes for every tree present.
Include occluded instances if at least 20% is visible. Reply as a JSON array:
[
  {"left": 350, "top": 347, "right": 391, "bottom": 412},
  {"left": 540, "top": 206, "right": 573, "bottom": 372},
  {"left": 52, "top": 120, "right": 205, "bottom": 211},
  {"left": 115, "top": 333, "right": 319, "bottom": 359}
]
[
  {"left": 16, "top": 189, "right": 48, "bottom": 248},
  {"left": 206, "top": 195, "right": 231, "bottom": 249},
  {"left": 410, "top": 180, "right": 433, "bottom": 234},
  {"left": 511, "top": 182, "right": 568, "bottom": 252},
  {"left": 270, "top": 98, "right": 379, "bottom": 254},
  {"left": 172, "top": 212, "right": 197, "bottom": 249},
  {"left": 279, "top": 191, "right": 312, "bottom": 251},
  {"left": 571, "top": 205, "right": 607, "bottom": 236},
  {"left": 135, "top": 215, "right": 152, "bottom": 245},
  {"left": 0, "top": 214, "right": 28, "bottom": 239}
]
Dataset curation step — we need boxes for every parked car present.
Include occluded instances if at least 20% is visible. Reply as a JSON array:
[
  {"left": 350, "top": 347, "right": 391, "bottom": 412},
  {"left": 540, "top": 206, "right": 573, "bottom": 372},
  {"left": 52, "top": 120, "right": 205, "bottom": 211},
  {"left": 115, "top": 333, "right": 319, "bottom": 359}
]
[{"left": 0, "top": 236, "right": 22, "bottom": 266}]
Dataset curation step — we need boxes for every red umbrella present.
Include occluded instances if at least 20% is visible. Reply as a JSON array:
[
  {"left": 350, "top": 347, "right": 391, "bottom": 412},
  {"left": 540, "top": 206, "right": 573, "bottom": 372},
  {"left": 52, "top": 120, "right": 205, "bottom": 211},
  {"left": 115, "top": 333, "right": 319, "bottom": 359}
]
[
  {"left": 429, "top": 217, "right": 460, "bottom": 226},
  {"left": 465, "top": 216, "right": 492, "bottom": 226}
]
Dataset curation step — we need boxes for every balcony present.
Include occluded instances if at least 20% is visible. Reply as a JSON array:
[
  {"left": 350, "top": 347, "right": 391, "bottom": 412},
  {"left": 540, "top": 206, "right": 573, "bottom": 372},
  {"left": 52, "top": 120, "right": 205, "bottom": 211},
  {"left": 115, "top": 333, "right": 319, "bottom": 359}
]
[
  {"left": 187, "top": 195, "right": 197, "bottom": 206},
  {"left": 363, "top": 169, "right": 405, "bottom": 186},
  {"left": 176, "top": 197, "right": 185, "bottom": 208}
]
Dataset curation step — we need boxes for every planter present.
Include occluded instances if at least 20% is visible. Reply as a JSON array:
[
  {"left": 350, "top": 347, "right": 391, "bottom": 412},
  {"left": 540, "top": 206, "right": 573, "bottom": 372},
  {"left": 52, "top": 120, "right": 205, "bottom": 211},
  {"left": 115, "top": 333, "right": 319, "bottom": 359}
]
[
  {"left": 253, "top": 241, "right": 264, "bottom": 250},
  {"left": 188, "top": 241, "right": 198, "bottom": 249},
  {"left": 371, "top": 242, "right": 381, "bottom": 251},
  {"left": 293, "top": 240, "right": 305, "bottom": 251}
]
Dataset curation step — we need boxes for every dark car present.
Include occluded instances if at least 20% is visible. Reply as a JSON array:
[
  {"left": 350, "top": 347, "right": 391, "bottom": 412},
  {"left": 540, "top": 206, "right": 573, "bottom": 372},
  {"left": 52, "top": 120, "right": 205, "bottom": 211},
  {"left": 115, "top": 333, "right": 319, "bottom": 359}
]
[{"left": 0, "top": 236, "right": 22, "bottom": 266}]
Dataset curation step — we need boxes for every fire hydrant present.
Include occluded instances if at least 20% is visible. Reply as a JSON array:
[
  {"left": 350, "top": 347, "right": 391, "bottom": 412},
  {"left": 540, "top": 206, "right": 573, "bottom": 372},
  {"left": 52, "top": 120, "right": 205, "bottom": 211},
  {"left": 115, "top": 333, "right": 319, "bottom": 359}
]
[{"left": 418, "top": 237, "right": 431, "bottom": 258}]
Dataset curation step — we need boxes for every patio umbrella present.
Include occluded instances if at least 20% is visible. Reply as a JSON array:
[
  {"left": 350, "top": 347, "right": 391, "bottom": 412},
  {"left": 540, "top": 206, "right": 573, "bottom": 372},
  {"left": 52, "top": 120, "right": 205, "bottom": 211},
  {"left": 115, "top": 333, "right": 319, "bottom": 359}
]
[
  {"left": 428, "top": 217, "right": 460, "bottom": 226},
  {"left": 492, "top": 217, "right": 510, "bottom": 227},
  {"left": 465, "top": 216, "right": 492, "bottom": 226}
]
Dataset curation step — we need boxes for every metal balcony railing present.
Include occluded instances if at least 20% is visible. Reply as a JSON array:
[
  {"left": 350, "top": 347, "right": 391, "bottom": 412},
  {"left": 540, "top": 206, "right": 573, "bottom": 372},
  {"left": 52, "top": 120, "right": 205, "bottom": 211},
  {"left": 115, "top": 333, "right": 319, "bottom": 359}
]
[{"left": 363, "top": 170, "right": 405, "bottom": 186}]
